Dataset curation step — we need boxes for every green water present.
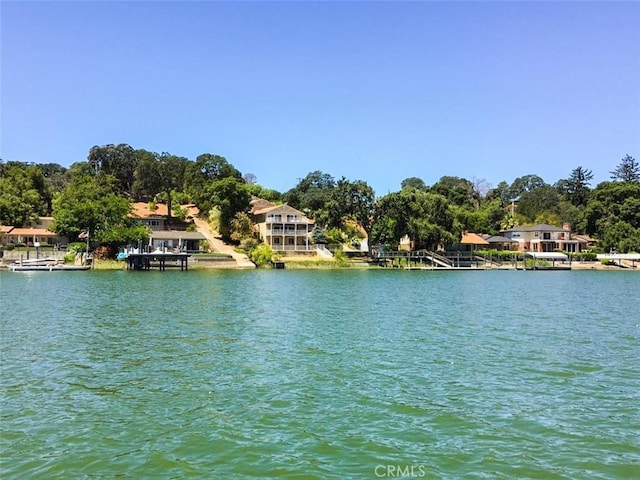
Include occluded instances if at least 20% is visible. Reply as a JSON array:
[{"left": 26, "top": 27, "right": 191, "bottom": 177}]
[{"left": 1, "top": 269, "right": 639, "bottom": 479}]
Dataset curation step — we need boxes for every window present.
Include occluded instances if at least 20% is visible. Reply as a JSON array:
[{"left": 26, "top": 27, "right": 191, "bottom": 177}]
[{"left": 287, "top": 214, "right": 298, "bottom": 222}]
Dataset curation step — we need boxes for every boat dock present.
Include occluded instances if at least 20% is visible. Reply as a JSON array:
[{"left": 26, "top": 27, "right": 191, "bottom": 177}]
[{"left": 125, "top": 252, "right": 191, "bottom": 271}]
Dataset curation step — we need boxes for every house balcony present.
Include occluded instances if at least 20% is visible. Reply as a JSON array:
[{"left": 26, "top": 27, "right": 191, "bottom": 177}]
[{"left": 267, "top": 228, "right": 309, "bottom": 236}]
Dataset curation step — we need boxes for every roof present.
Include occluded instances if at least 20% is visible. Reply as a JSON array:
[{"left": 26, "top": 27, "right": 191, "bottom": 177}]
[
  {"left": 502, "top": 223, "right": 566, "bottom": 233},
  {"left": 485, "top": 235, "right": 518, "bottom": 243},
  {"left": 597, "top": 253, "right": 640, "bottom": 261},
  {"left": 131, "top": 202, "right": 169, "bottom": 218},
  {"left": 1, "top": 225, "right": 15, "bottom": 234},
  {"left": 8, "top": 228, "right": 60, "bottom": 237},
  {"left": 574, "top": 234, "right": 597, "bottom": 243},
  {"left": 149, "top": 231, "right": 206, "bottom": 240},
  {"left": 252, "top": 203, "right": 314, "bottom": 223},
  {"left": 460, "top": 232, "right": 490, "bottom": 245},
  {"left": 250, "top": 197, "right": 277, "bottom": 212},
  {"left": 526, "top": 252, "right": 568, "bottom": 260}
]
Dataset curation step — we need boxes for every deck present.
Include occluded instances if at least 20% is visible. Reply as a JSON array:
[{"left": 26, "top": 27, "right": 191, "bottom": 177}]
[{"left": 125, "top": 252, "right": 191, "bottom": 271}]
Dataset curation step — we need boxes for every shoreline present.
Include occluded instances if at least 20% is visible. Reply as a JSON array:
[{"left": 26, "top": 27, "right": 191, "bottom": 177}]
[{"left": 1, "top": 258, "right": 637, "bottom": 271}]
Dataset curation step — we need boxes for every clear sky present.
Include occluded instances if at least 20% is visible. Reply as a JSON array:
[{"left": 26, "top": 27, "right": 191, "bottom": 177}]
[{"left": 2, "top": 1, "right": 639, "bottom": 195}]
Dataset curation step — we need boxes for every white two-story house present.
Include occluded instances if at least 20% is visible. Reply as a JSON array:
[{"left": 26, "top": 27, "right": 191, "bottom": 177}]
[
  {"left": 501, "top": 223, "right": 582, "bottom": 253},
  {"left": 251, "top": 198, "right": 314, "bottom": 252}
]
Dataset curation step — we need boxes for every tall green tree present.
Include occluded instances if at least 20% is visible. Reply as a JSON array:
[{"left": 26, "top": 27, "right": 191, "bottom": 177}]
[
  {"left": 283, "top": 171, "right": 335, "bottom": 223},
  {"left": 184, "top": 153, "right": 242, "bottom": 210},
  {"left": 371, "top": 189, "right": 460, "bottom": 250},
  {"left": 157, "top": 153, "right": 188, "bottom": 224},
  {"left": 52, "top": 173, "right": 148, "bottom": 244},
  {"left": 132, "top": 149, "right": 162, "bottom": 200},
  {"left": 207, "top": 177, "right": 251, "bottom": 240},
  {"left": 87, "top": 144, "right": 137, "bottom": 196},
  {"left": 0, "top": 162, "right": 49, "bottom": 226},
  {"left": 610, "top": 154, "right": 640, "bottom": 182},
  {"left": 557, "top": 166, "right": 593, "bottom": 207},
  {"left": 508, "top": 174, "right": 545, "bottom": 200},
  {"left": 400, "top": 177, "right": 427, "bottom": 191},
  {"left": 585, "top": 181, "right": 640, "bottom": 251},
  {"left": 516, "top": 184, "right": 559, "bottom": 222},
  {"left": 327, "top": 178, "right": 376, "bottom": 253},
  {"left": 429, "top": 176, "right": 478, "bottom": 210}
]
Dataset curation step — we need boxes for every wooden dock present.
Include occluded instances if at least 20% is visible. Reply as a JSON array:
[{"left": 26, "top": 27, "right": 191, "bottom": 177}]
[{"left": 126, "top": 252, "right": 191, "bottom": 271}]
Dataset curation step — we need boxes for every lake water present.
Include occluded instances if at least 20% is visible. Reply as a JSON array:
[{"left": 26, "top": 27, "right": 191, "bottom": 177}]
[{"left": 1, "top": 269, "right": 639, "bottom": 479}]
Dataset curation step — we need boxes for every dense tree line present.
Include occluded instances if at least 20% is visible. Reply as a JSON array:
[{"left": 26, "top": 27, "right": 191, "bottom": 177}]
[{"left": 1, "top": 148, "right": 638, "bottom": 253}]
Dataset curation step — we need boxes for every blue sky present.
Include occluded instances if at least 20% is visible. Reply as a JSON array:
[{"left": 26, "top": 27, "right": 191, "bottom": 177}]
[{"left": 2, "top": 1, "right": 639, "bottom": 195}]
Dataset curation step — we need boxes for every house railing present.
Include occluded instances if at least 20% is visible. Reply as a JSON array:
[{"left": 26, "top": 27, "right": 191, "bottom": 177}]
[
  {"left": 272, "top": 244, "right": 313, "bottom": 251},
  {"left": 267, "top": 228, "right": 309, "bottom": 236}
]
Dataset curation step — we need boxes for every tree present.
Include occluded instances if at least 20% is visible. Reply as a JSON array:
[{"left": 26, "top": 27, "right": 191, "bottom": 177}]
[
  {"left": 371, "top": 191, "right": 410, "bottom": 249},
  {"left": 0, "top": 162, "right": 49, "bottom": 226},
  {"left": 283, "top": 171, "right": 336, "bottom": 224},
  {"left": 184, "top": 153, "right": 242, "bottom": 211},
  {"left": 516, "top": 184, "right": 559, "bottom": 222},
  {"left": 247, "top": 184, "right": 282, "bottom": 202},
  {"left": 51, "top": 173, "right": 148, "bottom": 244},
  {"left": 311, "top": 224, "right": 328, "bottom": 244},
  {"left": 486, "top": 180, "right": 511, "bottom": 205},
  {"left": 601, "top": 221, "right": 640, "bottom": 253},
  {"left": 206, "top": 177, "right": 251, "bottom": 240},
  {"left": 157, "top": 153, "right": 188, "bottom": 224},
  {"left": 229, "top": 211, "right": 255, "bottom": 243},
  {"left": 87, "top": 144, "right": 137, "bottom": 195},
  {"left": 557, "top": 166, "right": 593, "bottom": 207},
  {"left": 40, "top": 163, "right": 70, "bottom": 201},
  {"left": 585, "top": 181, "right": 640, "bottom": 245},
  {"left": 326, "top": 178, "right": 376, "bottom": 253},
  {"left": 508, "top": 174, "right": 545, "bottom": 199},
  {"left": 400, "top": 177, "right": 427, "bottom": 191},
  {"left": 610, "top": 154, "right": 640, "bottom": 182},
  {"left": 371, "top": 188, "right": 460, "bottom": 251},
  {"left": 430, "top": 176, "right": 479, "bottom": 210}
]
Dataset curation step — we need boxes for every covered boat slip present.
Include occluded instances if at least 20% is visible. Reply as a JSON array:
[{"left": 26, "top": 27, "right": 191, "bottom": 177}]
[
  {"left": 525, "top": 251, "right": 571, "bottom": 270},
  {"left": 597, "top": 253, "right": 639, "bottom": 268},
  {"left": 125, "top": 251, "right": 191, "bottom": 271}
]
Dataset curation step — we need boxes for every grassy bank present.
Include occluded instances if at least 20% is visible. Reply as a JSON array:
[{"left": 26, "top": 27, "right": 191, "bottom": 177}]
[{"left": 92, "top": 259, "right": 126, "bottom": 270}]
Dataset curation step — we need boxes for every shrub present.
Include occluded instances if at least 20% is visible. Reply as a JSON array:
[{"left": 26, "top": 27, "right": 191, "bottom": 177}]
[
  {"left": 333, "top": 248, "right": 350, "bottom": 267},
  {"left": 68, "top": 242, "right": 88, "bottom": 254},
  {"left": 249, "top": 244, "right": 274, "bottom": 267}
]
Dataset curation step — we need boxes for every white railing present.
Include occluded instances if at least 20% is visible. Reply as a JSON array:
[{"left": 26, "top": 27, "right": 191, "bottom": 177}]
[
  {"left": 272, "top": 244, "right": 313, "bottom": 251},
  {"left": 267, "top": 229, "right": 309, "bottom": 236}
]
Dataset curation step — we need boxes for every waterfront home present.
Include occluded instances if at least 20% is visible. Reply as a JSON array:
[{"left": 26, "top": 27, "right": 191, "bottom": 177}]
[
  {"left": 501, "top": 223, "right": 585, "bottom": 253},
  {"left": 131, "top": 202, "right": 168, "bottom": 230},
  {"left": 251, "top": 198, "right": 314, "bottom": 252},
  {"left": 1, "top": 225, "right": 14, "bottom": 245},
  {"left": 2, "top": 217, "right": 68, "bottom": 247},
  {"left": 446, "top": 232, "right": 490, "bottom": 254},
  {"left": 147, "top": 230, "right": 205, "bottom": 252},
  {"left": 130, "top": 203, "right": 204, "bottom": 251}
]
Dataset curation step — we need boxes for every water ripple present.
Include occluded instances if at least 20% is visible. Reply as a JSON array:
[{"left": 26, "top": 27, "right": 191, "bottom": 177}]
[{"left": 1, "top": 270, "right": 639, "bottom": 479}]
